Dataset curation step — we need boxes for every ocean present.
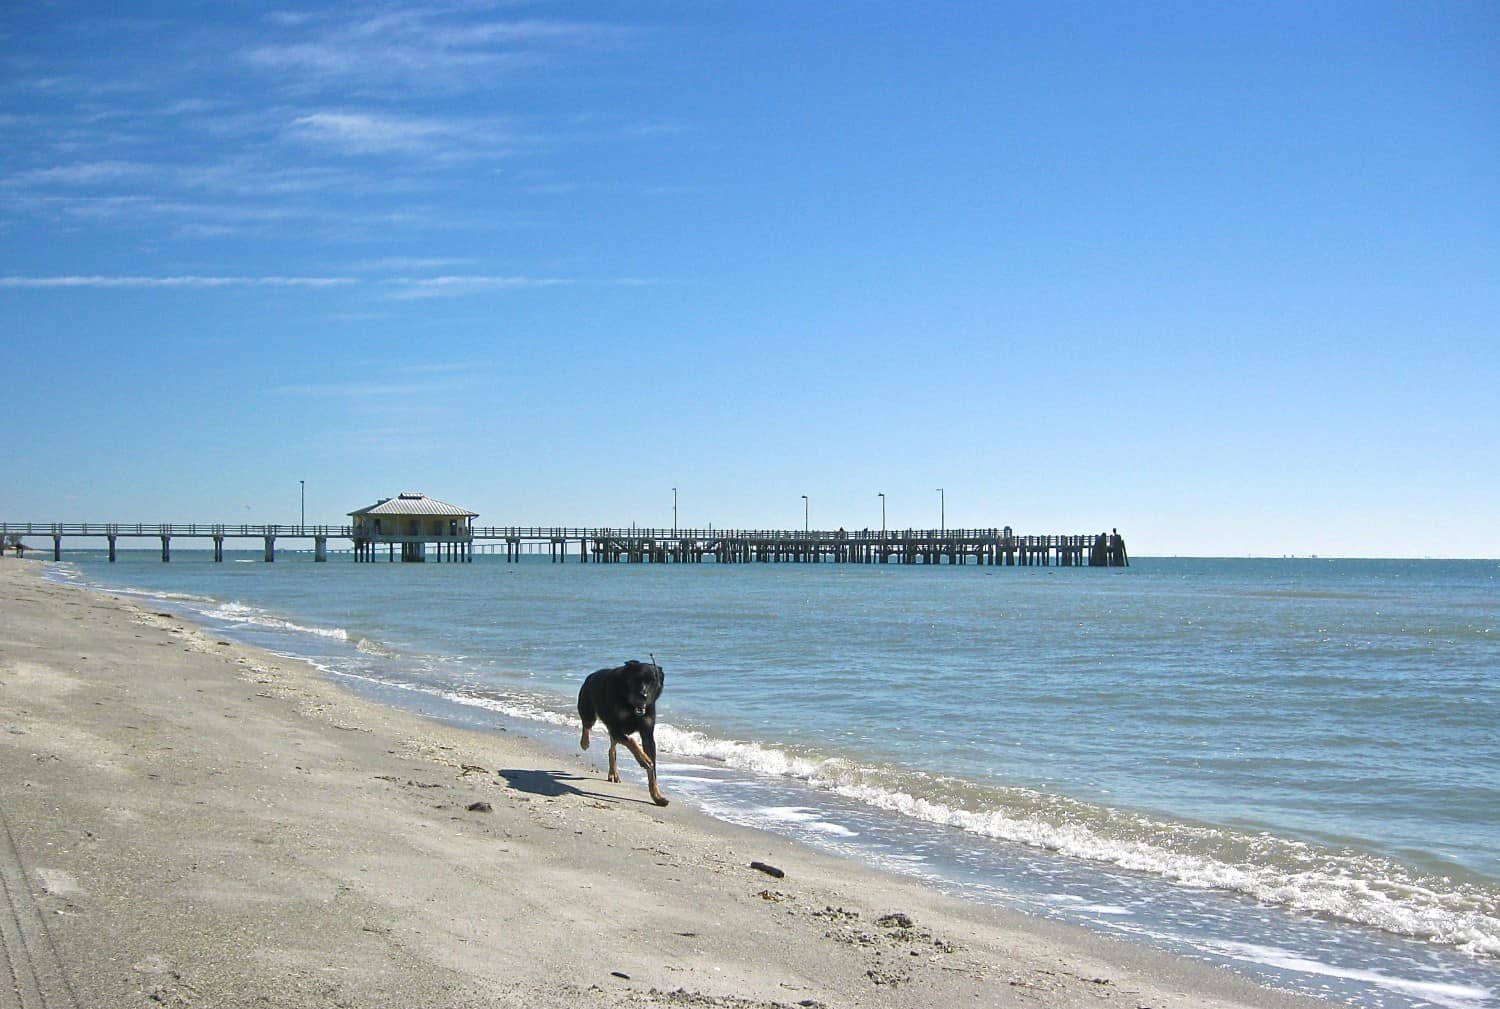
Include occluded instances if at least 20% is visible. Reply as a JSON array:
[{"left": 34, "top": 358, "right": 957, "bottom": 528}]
[{"left": 45, "top": 552, "right": 1500, "bottom": 1008}]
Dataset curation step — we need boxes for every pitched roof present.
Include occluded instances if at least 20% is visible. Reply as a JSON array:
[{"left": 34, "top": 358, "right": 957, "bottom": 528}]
[{"left": 349, "top": 492, "right": 478, "bottom": 518}]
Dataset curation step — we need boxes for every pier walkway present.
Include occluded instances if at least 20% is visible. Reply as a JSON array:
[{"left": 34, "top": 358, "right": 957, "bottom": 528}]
[{"left": 1, "top": 523, "right": 1128, "bottom": 567}]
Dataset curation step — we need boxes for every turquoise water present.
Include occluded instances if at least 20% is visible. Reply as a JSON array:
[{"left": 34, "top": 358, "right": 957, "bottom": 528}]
[{"left": 49, "top": 553, "right": 1500, "bottom": 1007}]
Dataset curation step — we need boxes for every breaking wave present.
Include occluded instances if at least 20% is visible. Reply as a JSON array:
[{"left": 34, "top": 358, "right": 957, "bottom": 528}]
[{"left": 204, "top": 601, "right": 349, "bottom": 641}]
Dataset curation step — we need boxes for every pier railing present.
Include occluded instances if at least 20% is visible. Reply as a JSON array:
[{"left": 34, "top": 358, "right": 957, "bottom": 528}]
[
  {"left": 0, "top": 523, "right": 346, "bottom": 538},
  {"left": 1, "top": 522, "right": 1127, "bottom": 567}
]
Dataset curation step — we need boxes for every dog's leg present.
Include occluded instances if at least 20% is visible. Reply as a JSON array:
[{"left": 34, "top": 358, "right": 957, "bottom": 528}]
[
  {"left": 607, "top": 740, "right": 621, "bottom": 783},
  {"left": 642, "top": 726, "right": 668, "bottom": 807},
  {"left": 619, "top": 734, "right": 669, "bottom": 807},
  {"left": 645, "top": 762, "right": 668, "bottom": 807},
  {"left": 580, "top": 723, "right": 591, "bottom": 750},
  {"left": 618, "top": 734, "right": 653, "bottom": 769}
]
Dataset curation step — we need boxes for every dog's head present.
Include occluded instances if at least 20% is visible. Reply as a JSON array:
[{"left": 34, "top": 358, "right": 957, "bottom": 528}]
[{"left": 621, "top": 659, "right": 664, "bottom": 716}]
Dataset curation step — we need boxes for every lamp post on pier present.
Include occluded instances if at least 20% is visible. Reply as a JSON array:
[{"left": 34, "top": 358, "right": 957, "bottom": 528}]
[
  {"left": 801, "top": 495, "right": 809, "bottom": 534},
  {"left": 878, "top": 492, "right": 886, "bottom": 537},
  {"left": 300, "top": 480, "right": 305, "bottom": 531},
  {"left": 673, "top": 487, "right": 678, "bottom": 535},
  {"left": 937, "top": 487, "right": 945, "bottom": 534}
]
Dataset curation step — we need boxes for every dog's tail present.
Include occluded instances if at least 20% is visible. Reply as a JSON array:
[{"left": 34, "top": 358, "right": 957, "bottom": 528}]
[{"left": 577, "top": 680, "right": 596, "bottom": 750}]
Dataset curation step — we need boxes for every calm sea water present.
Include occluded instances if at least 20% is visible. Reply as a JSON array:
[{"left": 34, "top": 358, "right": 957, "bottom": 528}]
[{"left": 47, "top": 553, "right": 1500, "bottom": 1008}]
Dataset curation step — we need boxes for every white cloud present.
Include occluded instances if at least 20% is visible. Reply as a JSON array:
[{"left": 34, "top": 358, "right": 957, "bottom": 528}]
[
  {"left": 5, "top": 161, "right": 158, "bottom": 188},
  {"left": 244, "top": 11, "right": 629, "bottom": 91},
  {"left": 286, "top": 111, "right": 492, "bottom": 157},
  {"left": 2, "top": 192, "right": 308, "bottom": 227},
  {"left": 246, "top": 42, "right": 365, "bottom": 80},
  {"left": 383, "top": 275, "right": 570, "bottom": 299},
  {"left": 431, "top": 19, "right": 630, "bottom": 49},
  {"left": 0, "top": 275, "right": 356, "bottom": 289}
]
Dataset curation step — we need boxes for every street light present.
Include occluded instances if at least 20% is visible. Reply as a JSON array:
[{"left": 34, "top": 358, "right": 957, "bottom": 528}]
[
  {"left": 673, "top": 487, "right": 678, "bottom": 535},
  {"left": 937, "top": 487, "right": 945, "bottom": 533},
  {"left": 801, "top": 495, "right": 809, "bottom": 533},
  {"left": 878, "top": 492, "right": 886, "bottom": 537},
  {"left": 300, "top": 480, "right": 305, "bottom": 531}
]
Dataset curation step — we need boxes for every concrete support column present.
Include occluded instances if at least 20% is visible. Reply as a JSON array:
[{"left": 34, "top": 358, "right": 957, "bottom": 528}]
[
  {"left": 53, "top": 536, "right": 62, "bottom": 561},
  {"left": 161, "top": 536, "right": 171, "bottom": 563},
  {"left": 213, "top": 537, "right": 224, "bottom": 562},
  {"left": 108, "top": 535, "right": 117, "bottom": 563},
  {"left": 264, "top": 536, "right": 275, "bottom": 562},
  {"left": 315, "top": 536, "right": 327, "bottom": 562}
]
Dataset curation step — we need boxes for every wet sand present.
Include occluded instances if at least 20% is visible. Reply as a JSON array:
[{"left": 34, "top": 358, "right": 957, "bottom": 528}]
[{"left": 0, "top": 558, "right": 1325, "bottom": 1008}]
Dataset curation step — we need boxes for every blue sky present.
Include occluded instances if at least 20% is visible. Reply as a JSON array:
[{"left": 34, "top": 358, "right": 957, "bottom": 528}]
[{"left": 3, "top": 2, "right": 1496, "bottom": 557}]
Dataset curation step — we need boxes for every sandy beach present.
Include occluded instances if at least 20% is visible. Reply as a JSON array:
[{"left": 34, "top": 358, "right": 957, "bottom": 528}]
[{"left": 0, "top": 558, "right": 1325, "bottom": 1009}]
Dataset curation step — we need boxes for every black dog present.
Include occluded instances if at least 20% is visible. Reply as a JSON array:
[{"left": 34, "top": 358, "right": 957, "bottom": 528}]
[{"left": 578, "top": 659, "right": 668, "bottom": 806}]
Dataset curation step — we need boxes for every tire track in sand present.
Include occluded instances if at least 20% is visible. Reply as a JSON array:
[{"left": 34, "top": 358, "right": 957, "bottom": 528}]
[{"left": 0, "top": 806, "right": 77, "bottom": 1009}]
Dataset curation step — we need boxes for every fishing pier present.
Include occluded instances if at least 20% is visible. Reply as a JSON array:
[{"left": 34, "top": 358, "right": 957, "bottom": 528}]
[{"left": 1, "top": 522, "right": 1128, "bottom": 567}]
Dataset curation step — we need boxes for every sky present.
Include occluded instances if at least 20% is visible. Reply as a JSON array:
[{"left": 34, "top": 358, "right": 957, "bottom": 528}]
[{"left": 2, "top": 2, "right": 1496, "bottom": 558}]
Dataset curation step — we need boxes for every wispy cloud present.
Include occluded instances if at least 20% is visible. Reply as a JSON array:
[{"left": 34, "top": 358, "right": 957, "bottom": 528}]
[
  {"left": 7, "top": 160, "right": 154, "bottom": 186},
  {"left": 0, "top": 275, "right": 356, "bottom": 289},
  {"left": 244, "top": 10, "right": 630, "bottom": 92},
  {"left": 2, "top": 192, "right": 308, "bottom": 228},
  {"left": 1, "top": 6, "right": 673, "bottom": 303},
  {"left": 286, "top": 110, "right": 479, "bottom": 156},
  {"left": 383, "top": 275, "right": 571, "bottom": 299},
  {"left": 268, "top": 363, "right": 490, "bottom": 404}
]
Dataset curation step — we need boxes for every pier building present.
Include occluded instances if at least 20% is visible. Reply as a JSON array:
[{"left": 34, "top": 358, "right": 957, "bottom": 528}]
[{"left": 349, "top": 492, "right": 477, "bottom": 562}]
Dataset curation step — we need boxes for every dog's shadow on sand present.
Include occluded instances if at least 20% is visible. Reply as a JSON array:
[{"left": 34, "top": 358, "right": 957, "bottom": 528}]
[{"left": 497, "top": 768, "right": 658, "bottom": 807}]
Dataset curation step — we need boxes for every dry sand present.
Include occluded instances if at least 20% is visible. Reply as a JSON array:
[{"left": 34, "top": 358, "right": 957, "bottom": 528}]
[{"left": 0, "top": 558, "right": 1325, "bottom": 1009}]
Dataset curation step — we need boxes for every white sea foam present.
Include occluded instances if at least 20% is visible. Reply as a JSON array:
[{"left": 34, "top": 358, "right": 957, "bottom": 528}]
[
  {"left": 759, "top": 806, "right": 858, "bottom": 837},
  {"left": 437, "top": 689, "right": 574, "bottom": 728},
  {"left": 204, "top": 601, "right": 349, "bottom": 642},
  {"left": 89, "top": 583, "right": 218, "bottom": 605},
  {"left": 1207, "top": 941, "right": 1495, "bottom": 1009}
]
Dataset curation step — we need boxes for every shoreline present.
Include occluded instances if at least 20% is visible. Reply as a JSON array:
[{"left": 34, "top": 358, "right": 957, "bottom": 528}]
[{"left": 0, "top": 557, "right": 1327, "bottom": 1008}]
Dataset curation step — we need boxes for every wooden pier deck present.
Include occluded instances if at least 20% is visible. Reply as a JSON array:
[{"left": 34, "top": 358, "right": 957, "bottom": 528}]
[{"left": 1, "top": 523, "right": 1128, "bottom": 567}]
